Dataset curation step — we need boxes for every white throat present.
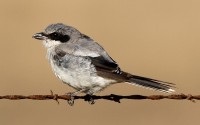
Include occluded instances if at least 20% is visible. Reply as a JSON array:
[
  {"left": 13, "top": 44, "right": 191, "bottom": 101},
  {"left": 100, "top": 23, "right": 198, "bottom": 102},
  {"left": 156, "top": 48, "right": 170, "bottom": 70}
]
[{"left": 43, "top": 39, "right": 61, "bottom": 48}]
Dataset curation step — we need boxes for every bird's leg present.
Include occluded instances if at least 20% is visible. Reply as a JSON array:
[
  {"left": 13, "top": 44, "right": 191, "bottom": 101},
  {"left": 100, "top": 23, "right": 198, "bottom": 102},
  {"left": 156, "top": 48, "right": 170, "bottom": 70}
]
[
  {"left": 87, "top": 95, "right": 95, "bottom": 105},
  {"left": 66, "top": 89, "right": 85, "bottom": 106},
  {"left": 66, "top": 92, "right": 75, "bottom": 106},
  {"left": 86, "top": 92, "right": 95, "bottom": 105}
]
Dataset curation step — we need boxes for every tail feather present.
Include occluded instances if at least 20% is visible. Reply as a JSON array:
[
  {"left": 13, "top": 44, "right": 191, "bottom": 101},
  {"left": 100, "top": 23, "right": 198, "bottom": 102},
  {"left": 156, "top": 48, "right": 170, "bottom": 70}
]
[{"left": 123, "top": 72, "right": 175, "bottom": 93}]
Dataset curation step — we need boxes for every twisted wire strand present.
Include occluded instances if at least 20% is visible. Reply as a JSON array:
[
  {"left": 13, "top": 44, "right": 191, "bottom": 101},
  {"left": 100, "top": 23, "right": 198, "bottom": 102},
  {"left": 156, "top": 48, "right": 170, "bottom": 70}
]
[{"left": 0, "top": 91, "right": 199, "bottom": 103}]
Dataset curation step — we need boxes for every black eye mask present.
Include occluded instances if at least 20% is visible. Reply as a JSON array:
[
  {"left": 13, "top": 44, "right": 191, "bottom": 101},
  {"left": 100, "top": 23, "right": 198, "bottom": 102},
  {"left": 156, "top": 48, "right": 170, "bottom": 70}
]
[{"left": 48, "top": 32, "right": 70, "bottom": 43}]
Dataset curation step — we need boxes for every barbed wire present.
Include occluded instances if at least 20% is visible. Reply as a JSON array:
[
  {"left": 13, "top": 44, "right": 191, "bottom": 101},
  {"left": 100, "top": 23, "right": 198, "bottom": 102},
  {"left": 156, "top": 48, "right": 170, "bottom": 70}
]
[{"left": 0, "top": 91, "right": 199, "bottom": 104}]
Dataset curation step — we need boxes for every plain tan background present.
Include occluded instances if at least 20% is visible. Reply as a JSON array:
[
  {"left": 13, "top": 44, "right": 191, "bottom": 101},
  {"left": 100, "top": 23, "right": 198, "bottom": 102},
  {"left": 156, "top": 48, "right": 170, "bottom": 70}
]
[{"left": 0, "top": 0, "right": 200, "bottom": 125}]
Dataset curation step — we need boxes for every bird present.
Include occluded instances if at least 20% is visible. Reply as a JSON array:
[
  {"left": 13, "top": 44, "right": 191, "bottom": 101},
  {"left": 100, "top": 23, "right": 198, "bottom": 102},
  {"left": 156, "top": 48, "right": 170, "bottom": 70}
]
[{"left": 33, "top": 23, "right": 175, "bottom": 105}]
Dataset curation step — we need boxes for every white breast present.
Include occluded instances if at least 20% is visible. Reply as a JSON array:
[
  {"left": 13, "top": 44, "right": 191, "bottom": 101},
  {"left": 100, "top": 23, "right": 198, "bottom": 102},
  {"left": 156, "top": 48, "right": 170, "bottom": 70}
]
[{"left": 45, "top": 47, "right": 116, "bottom": 94}]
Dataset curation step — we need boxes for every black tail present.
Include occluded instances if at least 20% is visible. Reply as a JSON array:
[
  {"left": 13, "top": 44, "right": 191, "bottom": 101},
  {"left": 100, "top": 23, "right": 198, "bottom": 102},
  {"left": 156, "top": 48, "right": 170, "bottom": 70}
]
[{"left": 123, "top": 72, "right": 175, "bottom": 93}]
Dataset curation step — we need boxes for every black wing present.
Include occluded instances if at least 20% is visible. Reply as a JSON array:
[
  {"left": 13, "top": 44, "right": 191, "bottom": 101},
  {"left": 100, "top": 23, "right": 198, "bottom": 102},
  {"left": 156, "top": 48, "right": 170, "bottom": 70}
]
[
  {"left": 88, "top": 55, "right": 126, "bottom": 82},
  {"left": 90, "top": 56, "right": 118, "bottom": 71}
]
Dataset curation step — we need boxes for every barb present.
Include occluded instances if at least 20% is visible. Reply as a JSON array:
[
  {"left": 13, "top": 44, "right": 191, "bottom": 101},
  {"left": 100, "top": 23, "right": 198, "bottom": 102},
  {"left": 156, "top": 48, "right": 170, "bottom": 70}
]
[{"left": 0, "top": 93, "right": 199, "bottom": 103}]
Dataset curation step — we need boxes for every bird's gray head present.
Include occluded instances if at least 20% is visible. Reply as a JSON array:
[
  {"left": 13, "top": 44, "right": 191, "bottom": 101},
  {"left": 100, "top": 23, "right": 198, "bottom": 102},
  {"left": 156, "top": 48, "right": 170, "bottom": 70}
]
[{"left": 33, "top": 23, "right": 82, "bottom": 48}]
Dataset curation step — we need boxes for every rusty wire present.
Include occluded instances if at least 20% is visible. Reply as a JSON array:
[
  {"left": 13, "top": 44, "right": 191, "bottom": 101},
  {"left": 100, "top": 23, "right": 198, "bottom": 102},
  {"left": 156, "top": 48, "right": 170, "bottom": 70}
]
[{"left": 0, "top": 91, "right": 199, "bottom": 103}]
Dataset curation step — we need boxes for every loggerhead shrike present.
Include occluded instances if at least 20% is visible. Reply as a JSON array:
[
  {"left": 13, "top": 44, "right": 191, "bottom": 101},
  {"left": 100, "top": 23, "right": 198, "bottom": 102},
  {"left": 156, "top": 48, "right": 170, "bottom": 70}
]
[{"left": 33, "top": 23, "right": 175, "bottom": 105}]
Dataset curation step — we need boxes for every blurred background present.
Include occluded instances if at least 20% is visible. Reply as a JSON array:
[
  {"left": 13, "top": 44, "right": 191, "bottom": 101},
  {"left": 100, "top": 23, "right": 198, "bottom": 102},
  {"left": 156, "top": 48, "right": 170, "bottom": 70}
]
[{"left": 0, "top": 0, "right": 200, "bottom": 125}]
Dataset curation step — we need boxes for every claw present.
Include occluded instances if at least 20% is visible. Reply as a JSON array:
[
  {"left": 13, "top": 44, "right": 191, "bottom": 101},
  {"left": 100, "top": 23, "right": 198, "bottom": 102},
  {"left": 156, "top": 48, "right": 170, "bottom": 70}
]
[
  {"left": 65, "top": 89, "right": 87, "bottom": 106},
  {"left": 85, "top": 94, "right": 95, "bottom": 105},
  {"left": 66, "top": 92, "right": 75, "bottom": 106},
  {"left": 88, "top": 98, "right": 95, "bottom": 105}
]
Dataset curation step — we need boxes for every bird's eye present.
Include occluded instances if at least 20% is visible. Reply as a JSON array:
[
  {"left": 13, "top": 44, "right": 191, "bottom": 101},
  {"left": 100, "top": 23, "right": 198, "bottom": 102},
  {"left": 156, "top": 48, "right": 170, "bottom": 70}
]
[
  {"left": 49, "top": 32, "right": 60, "bottom": 40},
  {"left": 49, "top": 32, "right": 70, "bottom": 43}
]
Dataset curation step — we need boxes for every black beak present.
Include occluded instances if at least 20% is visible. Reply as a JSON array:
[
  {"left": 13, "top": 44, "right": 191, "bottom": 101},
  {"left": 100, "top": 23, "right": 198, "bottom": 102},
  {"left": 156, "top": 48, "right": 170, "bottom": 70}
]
[{"left": 32, "top": 32, "right": 47, "bottom": 40}]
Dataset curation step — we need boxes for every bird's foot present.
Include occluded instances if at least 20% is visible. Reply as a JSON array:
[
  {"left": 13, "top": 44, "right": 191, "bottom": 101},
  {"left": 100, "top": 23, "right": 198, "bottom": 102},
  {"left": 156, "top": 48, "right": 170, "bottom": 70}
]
[
  {"left": 85, "top": 94, "right": 95, "bottom": 105},
  {"left": 65, "top": 92, "right": 75, "bottom": 106}
]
